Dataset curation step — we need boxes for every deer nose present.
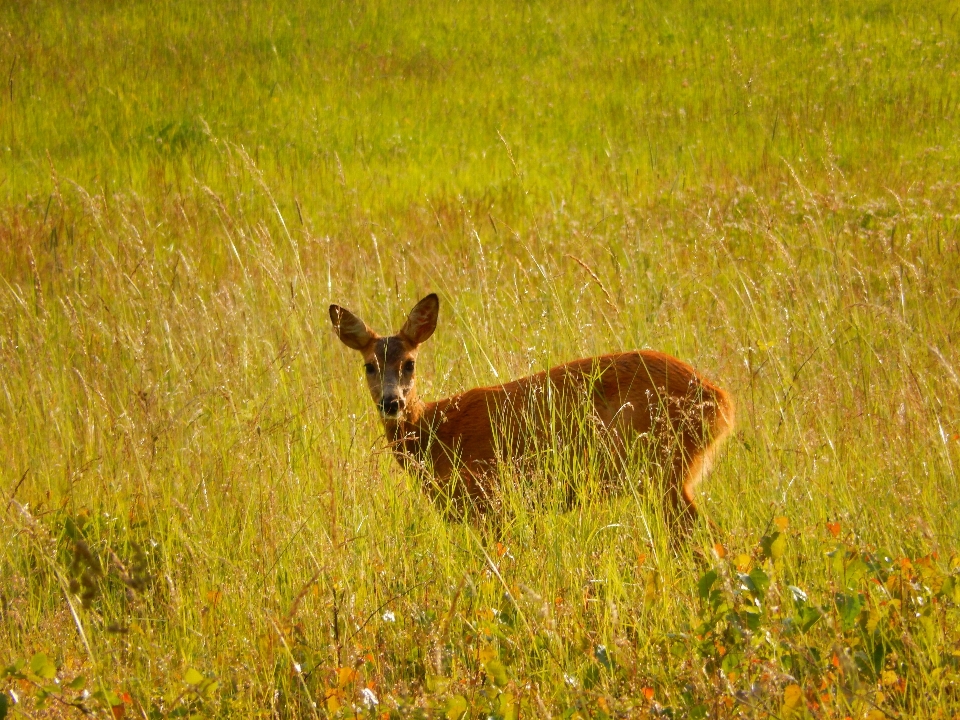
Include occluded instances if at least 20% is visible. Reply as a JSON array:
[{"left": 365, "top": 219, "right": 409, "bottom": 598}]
[{"left": 379, "top": 396, "right": 405, "bottom": 417}]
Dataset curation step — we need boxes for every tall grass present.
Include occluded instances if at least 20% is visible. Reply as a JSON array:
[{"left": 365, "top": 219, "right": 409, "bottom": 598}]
[{"left": 2, "top": 0, "right": 960, "bottom": 717}]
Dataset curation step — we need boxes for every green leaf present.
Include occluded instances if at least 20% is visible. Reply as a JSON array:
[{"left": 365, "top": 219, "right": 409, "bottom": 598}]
[
  {"left": 944, "top": 575, "right": 960, "bottom": 605},
  {"left": 0, "top": 692, "right": 8, "bottom": 720},
  {"left": 582, "top": 663, "right": 601, "bottom": 689},
  {"left": 66, "top": 675, "right": 87, "bottom": 691},
  {"left": 594, "top": 644, "right": 613, "bottom": 670},
  {"left": 843, "top": 557, "right": 869, "bottom": 589},
  {"left": 485, "top": 659, "right": 509, "bottom": 687},
  {"left": 445, "top": 694, "right": 468, "bottom": 720},
  {"left": 871, "top": 640, "right": 888, "bottom": 675},
  {"left": 499, "top": 691, "right": 518, "bottom": 720},
  {"left": 721, "top": 651, "right": 743, "bottom": 673},
  {"left": 183, "top": 668, "right": 205, "bottom": 686},
  {"left": 772, "top": 533, "right": 787, "bottom": 559},
  {"left": 3, "top": 659, "right": 26, "bottom": 679},
  {"left": 761, "top": 532, "right": 786, "bottom": 560},
  {"left": 697, "top": 570, "right": 718, "bottom": 600},
  {"left": 940, "top": 575, "right": 960, "bottom": 604},
  {"left": 425, "top": 675, "right": 449, "bottom": 694},
  {"left": 748, "top": 568, "right": 771, "bottom": 597},
  {"left": 741, "top": 604, "right": 762, "bottom": 631},
  {"left": 828, "top": 546, "right": 846, "bottom": 576},
  {"left": 798, "top": 605, "right": 822, "bottom": 632},
  {"left": 939, "top": 575, "right": 953, "bottom": 598},
  {"left": 92, "top": 689, "right": 121, "bottom": 708},
  {"left": 853, "top": 650, "right": 875, "bottom": 681},
  {"left": 835, "top": 592, "right": 864, "bottom": 630},
  {"left": 30, "top": 653, "right": 57, "bottom": 680}
]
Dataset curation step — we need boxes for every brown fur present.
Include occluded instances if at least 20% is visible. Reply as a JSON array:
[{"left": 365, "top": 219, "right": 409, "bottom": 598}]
[{"left": 330, "top": 294, "right": 735, "bottom": 533}]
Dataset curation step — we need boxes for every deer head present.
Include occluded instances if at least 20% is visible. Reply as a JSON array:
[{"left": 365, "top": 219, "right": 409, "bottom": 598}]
[{"left": 329, "top": 294, "right": 439, "bottom": 420}]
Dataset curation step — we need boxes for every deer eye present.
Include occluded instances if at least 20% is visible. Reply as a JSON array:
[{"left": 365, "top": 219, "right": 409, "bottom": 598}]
[
  {"left": 364, "top": 363, "right": 376, "bottom": 375},
  {"left": 403, "top": 360, "right": 415, "bottom": 374}
]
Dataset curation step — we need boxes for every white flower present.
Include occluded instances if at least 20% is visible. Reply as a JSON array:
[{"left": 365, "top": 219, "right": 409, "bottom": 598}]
[
  {"left": 360, "top": 687, "right": 379, "bottom": 707},
  {"left": 382, "top": 610, "right": 396, "bottom": 622}
]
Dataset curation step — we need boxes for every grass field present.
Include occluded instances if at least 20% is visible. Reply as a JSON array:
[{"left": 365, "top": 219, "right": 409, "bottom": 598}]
[{"left": 2, "top": 0, "right": 960, "bottom": 717}]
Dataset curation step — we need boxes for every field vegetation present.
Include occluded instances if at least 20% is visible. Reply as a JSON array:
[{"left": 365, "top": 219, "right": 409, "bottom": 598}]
[{"left": 2, "top": 0, "right": 960, "bottom": 717}]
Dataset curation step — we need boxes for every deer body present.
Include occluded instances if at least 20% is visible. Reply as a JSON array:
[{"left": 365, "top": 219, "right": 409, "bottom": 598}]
[{"left": 330, "top": 294, "right": 734, "bottom": 531}]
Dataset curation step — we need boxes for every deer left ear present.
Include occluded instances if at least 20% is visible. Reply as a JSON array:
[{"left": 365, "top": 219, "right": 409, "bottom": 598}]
[
  {"left": 329, "top": 304, "right": 376, "bottom": 351},
  {"left": 400, "top": 293, "right": 439, "bottom": 346}
]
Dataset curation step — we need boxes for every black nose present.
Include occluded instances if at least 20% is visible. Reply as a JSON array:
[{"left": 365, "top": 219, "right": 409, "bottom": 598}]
[{"left": 379, "top": 396, "right": 404, "bottom": 416}]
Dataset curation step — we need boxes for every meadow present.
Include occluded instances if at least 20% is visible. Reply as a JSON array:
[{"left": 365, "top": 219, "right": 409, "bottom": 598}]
[{"left": 2, "top": 0, "right": 960, "bottom": 717}]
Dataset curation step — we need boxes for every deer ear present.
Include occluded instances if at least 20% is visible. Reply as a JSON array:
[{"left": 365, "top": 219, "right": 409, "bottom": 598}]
[
  {"left": 329, "top": 304, "right": 376, "bottom": 351},
  {"left": 400, "top": 293, "right": 439, "bottom": 346}
]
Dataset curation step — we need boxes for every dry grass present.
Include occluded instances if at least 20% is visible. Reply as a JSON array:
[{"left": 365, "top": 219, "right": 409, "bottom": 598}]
[{"left": 2, "top": 1, "right": 960, "bottom": 717}]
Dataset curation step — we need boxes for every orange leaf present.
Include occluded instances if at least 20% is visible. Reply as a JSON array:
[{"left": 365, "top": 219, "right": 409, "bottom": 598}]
[
  {"left": 642, "top": 687, "right": 654, "bottom": 701},
  {"left": 826, "top": 522, "right": 841, "bottom": 537},
  {"left": 496, "top": 542, "right": 507, "bottom": 557},
  {"left": 713, "top": 543, "right": 726, "bottom": 559},
  {"left": 325, "top": 688, "right": 342, "bottom": 714},
  {"left": 774, "top": 516, "right": 789, "bottom": 531},
  {"left": 782, "top": 684, "right": 803, "bottom": 709},
  {"left": 337, "top": 667, "right": 358, "bottom": 688}
]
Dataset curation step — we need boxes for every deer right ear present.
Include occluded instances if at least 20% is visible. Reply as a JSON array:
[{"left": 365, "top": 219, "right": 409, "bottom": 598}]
[
  {"left": 329, "top": 304, "right": 375, "bottom": 351},
  {"left": 400, "top": 293, "right": 439, "bottom": 346}
]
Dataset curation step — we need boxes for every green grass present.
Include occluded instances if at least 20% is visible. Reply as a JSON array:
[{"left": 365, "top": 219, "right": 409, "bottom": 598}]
[{"left": 2, "top": 0, "right": 960, "bottom": 717}]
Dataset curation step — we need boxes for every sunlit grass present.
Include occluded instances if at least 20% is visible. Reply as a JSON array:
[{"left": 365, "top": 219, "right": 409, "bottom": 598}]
[{"left": 2, "top": 0, "right": 960, "bottom": 717}]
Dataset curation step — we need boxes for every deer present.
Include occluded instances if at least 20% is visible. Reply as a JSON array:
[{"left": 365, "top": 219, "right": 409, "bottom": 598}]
[{"left": 329, "top": 293, "right": 735, "bottom": 535}]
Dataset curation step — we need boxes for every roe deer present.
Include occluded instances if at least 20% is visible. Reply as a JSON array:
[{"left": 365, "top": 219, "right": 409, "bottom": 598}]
[{"left": 330, "top": 293, "right": 734, "bottom": 533}]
